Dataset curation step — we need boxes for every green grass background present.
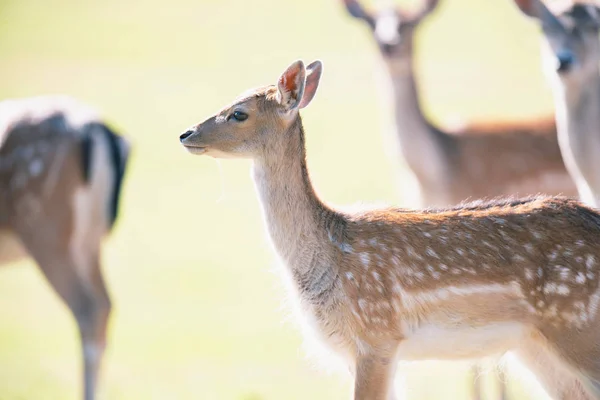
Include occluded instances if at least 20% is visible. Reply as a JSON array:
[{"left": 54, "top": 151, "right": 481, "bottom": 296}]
[{"left": 0, "top": 0, "right": 558, "bottom": 398}]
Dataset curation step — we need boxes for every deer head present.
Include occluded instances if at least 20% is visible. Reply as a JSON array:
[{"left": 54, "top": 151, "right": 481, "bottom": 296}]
[
  {"left": 341, "top": 0, "right": 440, "bottom": 59},
  {"left": 179, "top": 60, "right": 323, "bottom": 159},
  {"left": 514, "top": 0, "right": 600, "bottom": 87}
]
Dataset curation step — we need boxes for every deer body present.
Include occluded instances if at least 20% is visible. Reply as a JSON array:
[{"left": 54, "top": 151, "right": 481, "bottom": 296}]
[
  {"left": 343, "top": 0, "right": 577, "bottom": 207},
  {"left": 180, "top": 60, "right": 600, "bottom": 399},
  {"left": 0, "top": 95, "right": 130, "bottom": 400}
]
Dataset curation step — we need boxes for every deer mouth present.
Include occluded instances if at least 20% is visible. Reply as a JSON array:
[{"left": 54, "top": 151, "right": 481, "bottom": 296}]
[{"left": 182, "top": 144, "right": 207, "bottom": 155}]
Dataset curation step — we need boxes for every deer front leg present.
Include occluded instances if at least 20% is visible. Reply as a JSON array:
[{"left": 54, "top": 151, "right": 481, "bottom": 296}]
[
  {"left": 471, "top": 360, "right": 508, "bottom": 400},
  {"left": 515, "top": 342, "right": 593, "bottom": 400},
  {"left": 353, "top": 351, "right": 398, "bottom": 400},
  {"left": 470, "top": 363, "right": 482, "bottom": 400}
]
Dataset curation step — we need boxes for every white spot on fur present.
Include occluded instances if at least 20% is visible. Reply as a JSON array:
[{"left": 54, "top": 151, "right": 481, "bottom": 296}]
[
  {"left": 358, "top": 299, "right": 368, "bottom": 311},
  {"left": 586, "top": 254, "right": 596, "bottom": 270},
  {"left": 524, "top": 269, "right": 534, "bottom": 281},
  {"left": 543, "top": 283, "right": 558, "bottom": 295},
  {"left": 426, "top": 247, "right": 438, "bottom": 258},
  {"left": 556, "top": 284, "right": 570, "bottom": 295},
  {"left": 576, "top": 272, "right": 586, "bottom": 284},
  {"left": 29, "top": 158, "right": 43, "bottom": 177},
  {"left": 537, "top": 300, "right": 545, "bottom": 308},
  {"left": 513, "top": 254, "right": 526, "bottom": 262},
  {"left": 360, "top": 253, "right": 370, "bottom": 268}
]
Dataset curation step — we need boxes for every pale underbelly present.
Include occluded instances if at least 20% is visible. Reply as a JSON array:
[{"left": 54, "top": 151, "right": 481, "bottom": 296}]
[
  {"left": 0, "top": 229, "right": 28, "bottom": 266},
  {"left": 396, "top": 321, "right": 527, "bottom": 361}
]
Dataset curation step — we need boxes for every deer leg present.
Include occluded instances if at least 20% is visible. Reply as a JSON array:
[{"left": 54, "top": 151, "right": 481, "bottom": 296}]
[
  {"left": 19, "top": 233, "right": 110, "bottom": 400},
  {"left": 353, "top": 351, "right": 398, "bottom": 400},
  {"left": 514, "top": 342, "right": 593, "bottom": 400},
  {"left": 496, "top": 361, "right": 508, "bottom": 400},
  {"left": 78, "top": 253, "right": 111, "bottom": 400},
  {"left": 470, "top": 363, "right": 482, "bottom": 400}
]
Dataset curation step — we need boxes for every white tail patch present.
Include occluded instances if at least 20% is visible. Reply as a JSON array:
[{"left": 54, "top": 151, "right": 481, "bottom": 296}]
[{"left": 70, "top": 127, "right": 115, "bottom": 279}]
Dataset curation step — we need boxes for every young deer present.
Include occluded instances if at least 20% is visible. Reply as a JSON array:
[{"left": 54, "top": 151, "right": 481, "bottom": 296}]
[
  {"left": 179, "top": 59, "right": 600, "bottom": 400},
  {"left": 341, "top": 0, "right": 577, "bottom": 208},
  {"left": 0, "top": 95, "right": 130, "bottom": 400},
  {"left": 513, "top": 0, "right": 600, "bottom": 208}
]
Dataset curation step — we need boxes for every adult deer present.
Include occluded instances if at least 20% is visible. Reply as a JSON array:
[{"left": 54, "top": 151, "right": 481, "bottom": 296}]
[
  {"left": 340, "top": 0, "right": 577, "bottom": 208},
  {"left": 179, "top": 59, "right": 600, "bottom": 400},
  {"left": 513, "top": 0, "right": 600, "bottom": 208},
  {"left": 0, "top": 95, "right": 130, "bottom": 400}
]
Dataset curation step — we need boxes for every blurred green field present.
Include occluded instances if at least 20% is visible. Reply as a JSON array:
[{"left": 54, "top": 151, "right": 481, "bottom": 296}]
[{"left": 0, "top": 0, "right": 558, "bottom": 398}]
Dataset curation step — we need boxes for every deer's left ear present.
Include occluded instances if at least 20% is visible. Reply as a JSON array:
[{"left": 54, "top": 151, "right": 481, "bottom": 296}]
[
  {"left": 277, "top": 60, "right": 306, "bottom": 111},
  {"left": 584, "top": 4, "right": 600, "bottom": 26},
  {"left": 299, "top": 60, "right": 323, "bottom": 109},
  {"left": 513, "top": 0, "right": 540, "bottom": 18}
]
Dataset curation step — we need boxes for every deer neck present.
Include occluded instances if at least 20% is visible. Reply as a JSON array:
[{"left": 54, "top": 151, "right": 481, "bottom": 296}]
[
  {"left": 384, "top": 50, "right": 445, "bottom": 185},
  {"left": 557, "top": 76, "right": 600, "bottom": 143},
  {"left": 553, "top": 74, "right": 600, "bottom": 204},
  {"left": 252, "top": 117, "right": 340, "bottom": 298}
]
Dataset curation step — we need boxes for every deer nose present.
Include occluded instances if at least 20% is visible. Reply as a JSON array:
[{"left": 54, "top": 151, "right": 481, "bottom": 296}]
[
  {"left": 557, "top": 51, "right": 574, "bottom": 72},
  {"left": 180, "top": 130, "right": 194, "bottom": 142},
  {"left": 381, "top": 43, "right": 395, "bottom": 55}
]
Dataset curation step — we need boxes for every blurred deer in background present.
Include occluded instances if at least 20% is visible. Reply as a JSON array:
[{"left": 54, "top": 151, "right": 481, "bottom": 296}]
[
  {"left": 513, "top": 0, "right": 600, "bottom": 208},
  {"left": 0, "top": 95, "right": 130, "bottom": 400},
  {"left": 179, "top": 59, "right": 600, "bottom": 400},
  {"left": 340, "top": 0, "right": 577, "bottom": 209}
]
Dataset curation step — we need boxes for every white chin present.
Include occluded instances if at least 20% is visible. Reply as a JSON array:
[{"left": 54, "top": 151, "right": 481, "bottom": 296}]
[{"left": 183, "top": 146, "right": 207, "bottom": 155}]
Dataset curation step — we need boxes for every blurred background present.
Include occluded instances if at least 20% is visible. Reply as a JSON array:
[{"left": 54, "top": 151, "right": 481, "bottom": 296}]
[{"left": 0, "top": 0, "right": 558, "bottom": 398}]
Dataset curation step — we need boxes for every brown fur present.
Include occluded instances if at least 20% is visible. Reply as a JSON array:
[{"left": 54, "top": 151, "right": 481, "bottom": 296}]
[{"left": 180, "top": 60, "right": 600, "bottom": 400}]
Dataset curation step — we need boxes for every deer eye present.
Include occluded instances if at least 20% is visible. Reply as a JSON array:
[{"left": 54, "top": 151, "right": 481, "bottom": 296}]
[{"left": 231, "top": 111, "right": 248, "bottom": 122}]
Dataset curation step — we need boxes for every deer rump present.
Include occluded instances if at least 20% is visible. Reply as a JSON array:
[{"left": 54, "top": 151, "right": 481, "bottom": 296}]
[{"left": 80, "top": 122, "right": 130, "bottom": 230}]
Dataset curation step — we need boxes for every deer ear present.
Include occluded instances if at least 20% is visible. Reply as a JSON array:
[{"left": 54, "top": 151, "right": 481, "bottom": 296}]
[
  {"left": 584, "top": 4, "right": 600, "bottom": 25},
  {"left": 277, "top": 60, "right": 306, "bottom": 111},
  {"left": 342, "top": 0, "right": 376, "bottom": 28},
  {"left": 416, "top": 0, "right": 440, "bottom": 19},
  {"left": 514, "top": 0, "right": 539, "bottom": 17},
  {"left": 298, "top": 60, "right": 323, "bottom": 109}
]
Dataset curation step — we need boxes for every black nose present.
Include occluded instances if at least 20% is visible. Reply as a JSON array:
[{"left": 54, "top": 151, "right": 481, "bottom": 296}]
[
  {"left": 180, "top": 130, "right": 194, "bottom": 142},
  {"left": 557, "top": 51, "right": 574, "bottom": 72},
  {"left": 381, "top": 43, "right": 395, "bottom": 55}
]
